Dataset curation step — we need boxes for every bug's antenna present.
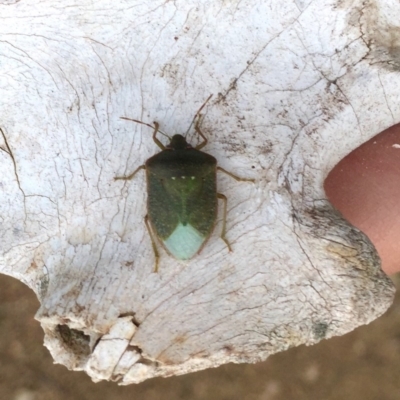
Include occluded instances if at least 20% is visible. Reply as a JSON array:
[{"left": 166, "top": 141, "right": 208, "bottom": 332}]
[
  {"left": 120, "top": 117, "right": 171, "bottom": 139},
  {"left": 185, "top": 94, "right": 213, "bottom": 136}
]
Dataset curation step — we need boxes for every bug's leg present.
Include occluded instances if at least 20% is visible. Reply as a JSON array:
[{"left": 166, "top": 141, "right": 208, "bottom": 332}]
[
  {"left": 193, "top": 94, "right": 213, "bottom": 149},
  {"left": 120, "top": 118, "right": 166, "bottom": 150},
  {"left": 217, "top": 193, "right": 232, "bottom": 252},
  {"left": 114, "top": 165, "right": 146, "bottom": 181},
  {"left": 217, "top": 166, "right": 255, "bottom": 182},
  {"left": 194, "top": 115, "right": 208, "bottom": 150},
  {"left": 144, "top": 215, "right": 160, "bottom": 273},
  {"left": 151, "top": 122, "right": 166, "bottom": 150}
]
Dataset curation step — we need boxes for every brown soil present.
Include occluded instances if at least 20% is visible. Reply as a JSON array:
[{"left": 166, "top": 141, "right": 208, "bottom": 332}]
[{"left": 0, "top": 273, "right": 399, "bottom": 400}]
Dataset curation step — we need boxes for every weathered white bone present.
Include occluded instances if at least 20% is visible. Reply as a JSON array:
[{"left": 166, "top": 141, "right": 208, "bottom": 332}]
[{"left": 0, "top": 0, "right": 396, "bottom": 384}]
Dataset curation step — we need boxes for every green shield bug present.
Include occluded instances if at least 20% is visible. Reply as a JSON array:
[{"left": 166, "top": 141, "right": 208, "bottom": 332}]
[{"left": 115, "top": 95, "right": 254, "bottom": 272}]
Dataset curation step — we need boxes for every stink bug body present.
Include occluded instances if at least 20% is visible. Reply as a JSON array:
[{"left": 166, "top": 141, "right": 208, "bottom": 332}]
[{"left": 115, "top": 96, "right": 254, "bottom": 272}]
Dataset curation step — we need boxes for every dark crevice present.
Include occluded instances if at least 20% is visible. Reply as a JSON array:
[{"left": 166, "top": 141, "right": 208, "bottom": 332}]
[
  {"left": 126, "top": 345, "right": 142, "bottom": 354},
  {"left": 118, "top": 312, "right": 140, "bottom": 327},
  {"left": 56, "top": 324, "right": 91, "bottom": 358}
]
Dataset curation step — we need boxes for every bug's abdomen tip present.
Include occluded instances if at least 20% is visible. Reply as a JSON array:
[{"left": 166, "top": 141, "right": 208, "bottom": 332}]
[{"left": 163, "top": 223, "right": 205, "bottom": 260}]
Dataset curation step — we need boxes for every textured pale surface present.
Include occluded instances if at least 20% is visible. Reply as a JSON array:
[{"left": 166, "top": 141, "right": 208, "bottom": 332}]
[{"left": 0, "top": 0, "right": 397, "bottom": 384}]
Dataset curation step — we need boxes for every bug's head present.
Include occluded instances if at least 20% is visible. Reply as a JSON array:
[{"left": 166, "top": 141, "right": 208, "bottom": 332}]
[{"left": 167, "top": 134, "right": 192, "bottom": 150}]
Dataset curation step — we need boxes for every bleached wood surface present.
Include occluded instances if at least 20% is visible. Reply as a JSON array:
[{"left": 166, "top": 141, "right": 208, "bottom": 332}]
[{"left": 0, "top": 0, "right": 396, "bottom": 384}]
